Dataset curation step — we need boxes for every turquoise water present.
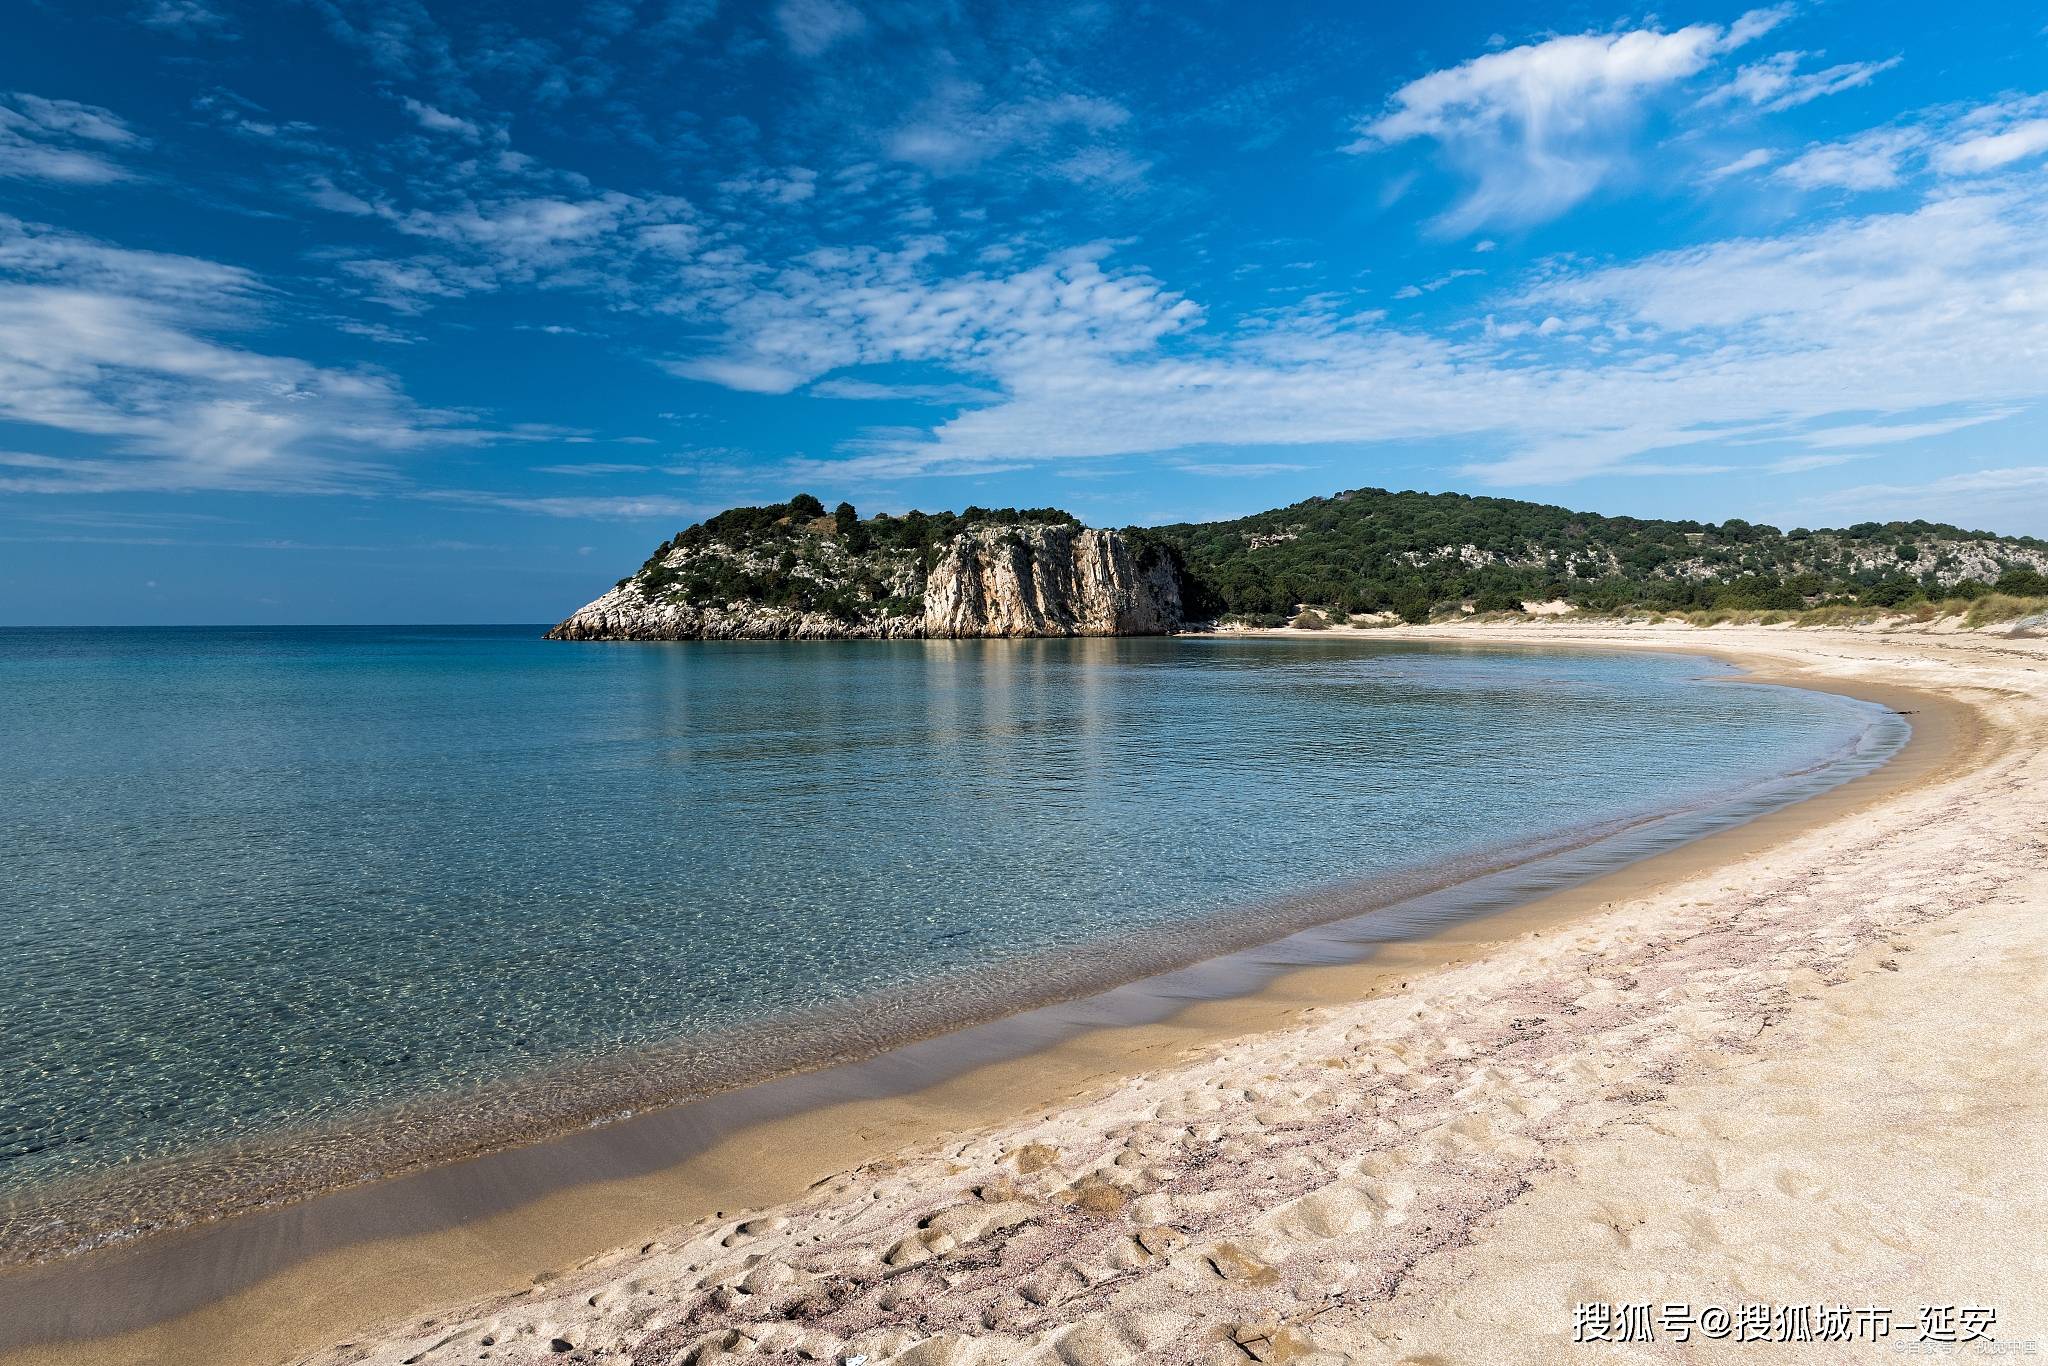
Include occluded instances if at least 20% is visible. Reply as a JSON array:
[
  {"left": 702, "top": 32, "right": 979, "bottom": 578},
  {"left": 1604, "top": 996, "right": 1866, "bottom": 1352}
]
[{"left": 0, "top": 626, "right": 1896, "bottom": 1250}]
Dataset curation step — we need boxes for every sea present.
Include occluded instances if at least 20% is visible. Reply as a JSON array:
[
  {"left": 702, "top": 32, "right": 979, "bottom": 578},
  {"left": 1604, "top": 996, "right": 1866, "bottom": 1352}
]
[{"left": 0, "top": 625, "right": 1905, "bottom": 1259}]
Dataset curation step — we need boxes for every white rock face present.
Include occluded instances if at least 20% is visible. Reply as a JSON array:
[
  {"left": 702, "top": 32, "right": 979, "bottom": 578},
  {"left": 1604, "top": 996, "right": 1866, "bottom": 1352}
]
[
  {"left": 546, "top": 523, "right": 1183, "bottom": 641},
  {"left": 544, "top": 590, "right": 926, "bottom": 641},
  {"left": 921, "top": 525, "right": 1183, "bottom": 637}
]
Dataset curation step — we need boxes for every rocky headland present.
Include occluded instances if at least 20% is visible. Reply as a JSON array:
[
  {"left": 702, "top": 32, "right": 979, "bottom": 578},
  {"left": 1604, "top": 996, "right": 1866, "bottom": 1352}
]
[
  {"left": 546, "top": 498, "right": 1184, "bottom": 641},
  {"left": 548, "top": 487, "right": 2048, "bottom": 642}
]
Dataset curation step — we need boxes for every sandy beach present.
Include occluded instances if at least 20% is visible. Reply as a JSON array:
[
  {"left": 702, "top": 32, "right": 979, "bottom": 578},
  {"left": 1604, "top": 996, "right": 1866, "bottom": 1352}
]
[{"left": 9, "top": 621, "right": 2045, "bottom": 1365}]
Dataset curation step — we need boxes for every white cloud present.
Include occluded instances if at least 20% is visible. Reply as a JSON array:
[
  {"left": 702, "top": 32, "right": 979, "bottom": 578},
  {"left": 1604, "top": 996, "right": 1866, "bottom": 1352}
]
[
  {"left": 1775, "top": 128, "right": 1921, "bottom": 190},
  {"left": 338, "top": 255, "right": 498, "bottom": 312},
  {"left": 421, "top": 490, "right": 711, "bottom": 519},
  {"left": 0, "top": 217, "right": 491, "bottom": 493},
  {"left": 1711, "top": 51, "right": 1899, "bottom": 112},
  {"left": 774, "top": 0, "right": 863, "bottom": 58},
  {"left": 1053, "top": 145, "right": 1150, "bottom": 187},
  {"left": 1174, "top": 462, "right": 1314, "bottom": 477},
  {"left": 1706, "top": 147, "right": 1774, "bottom": 181},
  {"left": 1350, "top": 13, "right": 1780, "bottom": 232},
  {"left": 1757, "top": 93, "right": 2048, "bottom": 195},
  {"left": 1794, "top": 412, "right": 2015, "bottom": 448},
  {"left": 1817, "top": 465, "right": 2048, "bottom": 530},
  {"left": 392, "top": 193, "right": 673, "bottom": 265},
  {"left": 1935, "top": 117, "right": 2048, "bottom": 175},
  {"left": 134, "top": 0, "right": 233, "bottom": 34},
  {"left": 662, "top": 355, "right": 810, "bottom": 395},
  {"left": 1393, "top": 267, "right": 1483, "bottom": 299},
  {"left": 1764, "top": 453, "right": 1859, "bottom": 474},
  {"left": 0, "top": 214, "right": 249, "bottom": 300},
  {"left": 0, "top": 92, "right": 142, "bottom": 184},
  {"left": 326, "top": 189, "right": 702, "bottom": 308},
  {"left": 885, "top": 86, "right": 1129, "bottom": 177},
  {"left": 655, "top": 179, "right": 2048, "bottom": 526},
  {"left": 670, "top": 243, "right": 1199, "bottom": 398},
  {"left": 717, "top": 166, "right": 817, "bottom": 204},
  {"left": 401, "top": 97, "right": 482, "bottom": 140},
  {"left": 808, "top": 378, "right": 1001, "bottom": 404}
]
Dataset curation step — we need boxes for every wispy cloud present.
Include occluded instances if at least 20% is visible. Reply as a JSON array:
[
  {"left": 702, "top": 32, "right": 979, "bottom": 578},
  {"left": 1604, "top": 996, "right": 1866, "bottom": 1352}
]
[
  {"left": 1776, "top": 127, "right": 1921, "bottom": 189},
  {"left": 1794, "top": 413, "right": 2015, "bottom": 448},
  {"left": 885, "top": 85, "right": 1130, "bottom": 180},
  {"left": 670, "top": 243, "right": 1199, "bottom": 397},
  {"left": 1349, "top": 12, "right": 1783, "bottom": 232},
  {"left": 1764, "top": 453, "right": 1860, "bottom": 474},
  {"left": 1708, "top": 50, "right": 1899, "bottom": 113},
  {"left": 134, "top": 0, "right": 234, "bottom": 37},
  {"left": 1934, "top": 112, "right": 2048, "bottom": 175},
  {"left": 0, "top": 92, "right": 144, "bottom": 184},
  {"left": 0, "top": 217, "right": 500, "bottom": 493},
  {"left": 1769, "top": 93, "right": 2048, "bottom": 192},
  {"left": 1174, "top": 462, "right": 1314, "bottom": 477},
  {"left": 656, "top": 178, "right": 2048, "bottom": 506},
  {"left": 809, "top": 378, "right": 1001, "bottom": 404},
  {"left": 773, "top": 0, "right": 863, "bottom": 58},
  {"left": 1816, "top": 465, "right": 2048, "bottom": 528},
  {"left": 1393, "top": 268, "right": 1483, "bottom": 300},
  {"left": 420, "top": 490, "right": 710, "bottom": 519},
  {"left": 400, "top": 97, "right": 482, "bottom": 140},
  {"left": 1705, "top": 147, "right": 1774, "bottom": 181}
]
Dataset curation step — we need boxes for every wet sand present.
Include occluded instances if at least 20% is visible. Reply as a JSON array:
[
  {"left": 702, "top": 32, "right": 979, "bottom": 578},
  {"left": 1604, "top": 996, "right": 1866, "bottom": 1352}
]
[{"left": 4, "top": 622, "right": 2038, "bottom": 1365}]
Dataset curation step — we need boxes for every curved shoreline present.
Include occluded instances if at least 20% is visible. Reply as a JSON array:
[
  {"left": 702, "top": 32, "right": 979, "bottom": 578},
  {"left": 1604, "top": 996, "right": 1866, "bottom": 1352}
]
[
  {"left": 0, "top": 650, "right": 1899, "bottom": 1275},
  {"left": 0, "top": 630, "right": 1987, "bottom": 1366}
]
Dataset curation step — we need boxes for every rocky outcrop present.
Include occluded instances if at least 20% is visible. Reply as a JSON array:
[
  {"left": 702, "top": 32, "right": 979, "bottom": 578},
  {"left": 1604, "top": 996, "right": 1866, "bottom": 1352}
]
[
  {"left": 922, "top": 525, "right": 1182, "bottom": 637},
  {"left": 543, "top": 594, "right": 925, "bottom": 641},
  {"left": 546, "top": 521, "right": 1183, "bottom": 642}
]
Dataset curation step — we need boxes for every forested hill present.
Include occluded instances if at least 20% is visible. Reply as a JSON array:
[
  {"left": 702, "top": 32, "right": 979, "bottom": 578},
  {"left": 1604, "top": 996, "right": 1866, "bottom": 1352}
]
[
  {"left": 569, "top": 487, "right": 2048, "bottom": 635},
  {"left": 1144, "top": 487, "right": 2048, "bottom": 623}
]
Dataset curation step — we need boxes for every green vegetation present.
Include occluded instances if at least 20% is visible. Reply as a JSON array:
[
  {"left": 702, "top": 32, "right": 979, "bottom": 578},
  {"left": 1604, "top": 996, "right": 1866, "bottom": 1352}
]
[
  {"left": 625, "top": 496, "right": 1085, "bottom": 626},
  {"left": 1143, "top": 487, "right": 2048, "bottom": 624},
  {"left": 616, "top": 486, "right": 2048, "bottom": 630}
]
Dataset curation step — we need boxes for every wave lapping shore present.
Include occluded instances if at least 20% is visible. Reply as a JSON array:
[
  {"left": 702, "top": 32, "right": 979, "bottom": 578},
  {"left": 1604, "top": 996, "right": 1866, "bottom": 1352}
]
[{"left": 14, "top": 624, "right": 2047, "bottom": 1366}]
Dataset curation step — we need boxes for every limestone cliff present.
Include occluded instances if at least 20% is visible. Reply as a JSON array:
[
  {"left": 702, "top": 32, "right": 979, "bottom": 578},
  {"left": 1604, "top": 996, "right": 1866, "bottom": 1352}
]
[
  {"left": 546, "top": 505, "right": 1184, "bottom": 641},
  {"left": 921, "top": 525, "right": 1182, "bottom": 637}
]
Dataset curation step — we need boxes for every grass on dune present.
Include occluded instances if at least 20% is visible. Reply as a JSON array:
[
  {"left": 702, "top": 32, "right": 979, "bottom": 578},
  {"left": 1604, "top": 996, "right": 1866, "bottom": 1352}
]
[{"left": 1613, "top": 594, "right": 2048, "bottom": 630}]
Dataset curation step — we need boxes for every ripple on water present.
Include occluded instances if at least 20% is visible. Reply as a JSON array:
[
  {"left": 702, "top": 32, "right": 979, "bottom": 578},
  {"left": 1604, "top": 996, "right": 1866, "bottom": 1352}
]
[{"left": 0, "top": 627, "right": 1901, "bottom": 1259}]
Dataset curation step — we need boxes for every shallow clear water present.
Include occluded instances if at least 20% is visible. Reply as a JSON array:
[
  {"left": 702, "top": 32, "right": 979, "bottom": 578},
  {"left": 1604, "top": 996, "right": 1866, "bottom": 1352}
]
[{"left": 0, "top": 626, "right": 1892, "bottom": 1227}]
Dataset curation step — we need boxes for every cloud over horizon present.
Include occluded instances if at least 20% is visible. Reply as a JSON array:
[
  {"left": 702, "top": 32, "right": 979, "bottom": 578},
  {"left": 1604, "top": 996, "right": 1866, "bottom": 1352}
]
[{"left": 3, "top": 0, "right": 2047, "bottom": 623}]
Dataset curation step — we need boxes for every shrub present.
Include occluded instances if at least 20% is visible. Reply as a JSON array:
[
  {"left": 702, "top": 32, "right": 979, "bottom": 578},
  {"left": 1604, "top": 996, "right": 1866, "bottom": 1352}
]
[
  {"left": 1995, "top": 567, "right": 2048, "bottom": 597},
  {"left": 1858, "top": 577, "right": 1920, "bottom": 608}
]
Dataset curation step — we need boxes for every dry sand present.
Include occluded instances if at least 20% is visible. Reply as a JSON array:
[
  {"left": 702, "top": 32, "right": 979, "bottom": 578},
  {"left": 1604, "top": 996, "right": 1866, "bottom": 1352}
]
[{"left": 14, "top": 622, "right": 2048, "bottom": 1365}]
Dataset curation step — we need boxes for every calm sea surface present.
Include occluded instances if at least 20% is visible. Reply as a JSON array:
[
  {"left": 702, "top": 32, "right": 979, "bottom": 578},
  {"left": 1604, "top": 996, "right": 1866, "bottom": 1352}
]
[{"left": 0, "top": 626, "right": 1898, "bottom": 1248}]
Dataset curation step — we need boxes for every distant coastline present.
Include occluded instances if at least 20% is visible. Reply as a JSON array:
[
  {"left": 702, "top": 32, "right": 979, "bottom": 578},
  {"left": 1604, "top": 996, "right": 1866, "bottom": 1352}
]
[{"left": 544, "top": 488, "right": 2048, "bottom": 644}]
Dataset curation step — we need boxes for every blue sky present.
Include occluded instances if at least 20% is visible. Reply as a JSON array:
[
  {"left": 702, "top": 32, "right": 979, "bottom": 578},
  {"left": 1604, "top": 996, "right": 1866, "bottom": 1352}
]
[{"left": 3, "top": 0, "right": 2046, "bottom": 623}]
